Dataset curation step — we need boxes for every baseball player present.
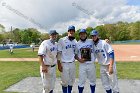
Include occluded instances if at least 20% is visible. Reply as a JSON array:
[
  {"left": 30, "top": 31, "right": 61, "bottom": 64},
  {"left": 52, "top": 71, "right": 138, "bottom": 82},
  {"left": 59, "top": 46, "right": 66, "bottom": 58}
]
[
  {"left": 30, "top": 43, "right": 35, "bottom": 52},
  {"left": 38, "top": 30, "right": 58, "bottom": 93},
  {"left": 57, "top": 25, "right": 77, "bottom": 93},
  {"left": 90, "top": 30, "right": 119, "bottom": 93},
  {"left": 9, "top": 42, "right": 14, "bottom": 55},
  {"left": 75, "top": 29, "right": 96, "bottom": 93}
]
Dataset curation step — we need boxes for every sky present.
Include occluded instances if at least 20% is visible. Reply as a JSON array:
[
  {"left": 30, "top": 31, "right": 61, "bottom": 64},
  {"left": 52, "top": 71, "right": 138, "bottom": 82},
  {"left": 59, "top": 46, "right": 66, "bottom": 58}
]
[
  {"left": 0, "top": 0, "right": 140, "bottom": 34},
  {"left": 127, "top": 0, "right": 140, "bottom": 6}
]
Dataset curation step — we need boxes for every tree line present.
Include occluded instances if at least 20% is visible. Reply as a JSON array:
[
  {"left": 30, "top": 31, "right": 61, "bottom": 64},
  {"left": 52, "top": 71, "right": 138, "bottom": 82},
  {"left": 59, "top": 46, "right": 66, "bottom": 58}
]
[{"left": 0, "top": 21, "right": 140, "bottom": 44}]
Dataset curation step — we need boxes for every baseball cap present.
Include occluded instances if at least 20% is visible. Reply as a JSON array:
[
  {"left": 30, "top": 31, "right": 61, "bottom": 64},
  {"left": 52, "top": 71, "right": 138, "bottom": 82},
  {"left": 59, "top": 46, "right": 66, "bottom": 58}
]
[
  {"left": 68, "top": 25, "right": 75, "bottom": 31},
  {"left": 49, "top": 30, "right": 58, "bottom": 35},
  {"left": 90, "top": 30, "right": 98, "bottom": 36},
  {"left": 79, "top": 29, "right": 86, "bottom": 33}
]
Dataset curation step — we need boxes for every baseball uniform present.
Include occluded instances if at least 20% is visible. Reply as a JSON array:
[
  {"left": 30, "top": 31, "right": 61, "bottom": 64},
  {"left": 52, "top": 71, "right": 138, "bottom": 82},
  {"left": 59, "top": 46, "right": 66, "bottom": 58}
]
[
  {"left": 57, "top": 36, "right": 77, "bottom": 92},
  {"left": 94, "top": 40, "right": 119, "bottom": 93},
  {"left": 38, "top": 39, "right": 57, "bottom": 93},
  {"left": 9, "top": 43, "right": 14, "bottom": 54},
  {"left": 76, "top": 39, "right": 96, "bottom": 93}
]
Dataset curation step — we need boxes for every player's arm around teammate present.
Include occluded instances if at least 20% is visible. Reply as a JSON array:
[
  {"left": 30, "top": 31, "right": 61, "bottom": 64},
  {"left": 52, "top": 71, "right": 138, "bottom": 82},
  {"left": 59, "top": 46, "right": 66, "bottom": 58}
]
[
  {"left": 38, "top": 30, "right": 58, "bottom": 93},
  {"left": 90, "top": 30, "right": 119, "bottom": 93},
  {"left": 75, "top": 29, "right": 96, "bottom": 93},
  {"left": 57, "top": 25, "right": 77, "bottom": 93}
]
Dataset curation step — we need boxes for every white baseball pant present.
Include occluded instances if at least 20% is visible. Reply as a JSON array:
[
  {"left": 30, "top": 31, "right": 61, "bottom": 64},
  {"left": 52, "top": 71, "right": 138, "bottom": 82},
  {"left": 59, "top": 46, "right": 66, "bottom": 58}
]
[
  {"left": 61, "top": 62, "right": 76, "bottom": 86},
  {"left": 40, "top": 66, "right": 56, "bottom": 93},
  {"left": 100, "top": 63, "right": 119, "bottom": 92},
  {"left": 78, "top": 63, "right": 96, "bottom": 87}
]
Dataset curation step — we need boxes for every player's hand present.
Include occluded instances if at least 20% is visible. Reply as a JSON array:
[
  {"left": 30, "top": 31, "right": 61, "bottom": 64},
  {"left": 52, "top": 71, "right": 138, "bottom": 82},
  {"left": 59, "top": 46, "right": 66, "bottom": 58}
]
[
  {"left": 78, "top": 59, "right": 85, "bottom": 63},
  {"left": 42, "top": 65, "right": 48, "bottom": 73},
  {"left": 109, "top": 65, "right": 113, "bottom": 75},
  {"left": 105, "top": 39, "right": 111, "bottom": 44},
  {"left": 58, "top": 63, "right": 63, "bottom": 72}
]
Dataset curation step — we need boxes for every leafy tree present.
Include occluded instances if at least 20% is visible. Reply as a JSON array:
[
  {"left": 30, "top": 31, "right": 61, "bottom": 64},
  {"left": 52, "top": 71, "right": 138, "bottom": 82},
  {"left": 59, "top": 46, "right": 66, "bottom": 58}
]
[
  {"left": 20, "top": 29, "right": 31, "bottom": 44},
  {"left": 0, "top": 21, "right": 140, "bottom": 43},
  {"left": 0, "top": 24, "right": 5, "bottom": 42},
  {"left": 0, "top": 24, "right": 5, "bottom": 33},
  {"left": 0, "top": 34, "right": 3, "bottom": 42},
  {"left": 115, "top": 22, "right": 130, "bottom": 40},
  {"left": 61, "top": 32, "right": 67, "bottom": 37},
  {"left": 75, "top": 29, "right": 80, "bottom": 40},
  {"left": 20, "top": 28, "right": 41, "bottom": 44},
  {"left": 28, "top": 28, "right": 41, "bottom": 44},
  {"left": 86, "top": 27, "right": 93, "bottom": 39},
  {"left": 40, "top": 33, "right": 49, "bottom": 41},
  {"left": 95, "top": 25, "right": 107, "bottom": 39},
  {"left": 129, "top": 21, "right": 140, "bottom": 40},
  {"left": 12, "top": 28, "right": 22, "bottom": 43}
]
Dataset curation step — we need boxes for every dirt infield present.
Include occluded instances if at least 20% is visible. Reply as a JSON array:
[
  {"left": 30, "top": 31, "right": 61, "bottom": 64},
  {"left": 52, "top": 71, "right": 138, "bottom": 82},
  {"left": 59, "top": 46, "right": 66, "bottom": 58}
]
[
  {"left": 112, "top": 45, "right": 140, "bottom": 61},
  {"left": 0, "top": 58, "right": 38, "bottom": 61}
]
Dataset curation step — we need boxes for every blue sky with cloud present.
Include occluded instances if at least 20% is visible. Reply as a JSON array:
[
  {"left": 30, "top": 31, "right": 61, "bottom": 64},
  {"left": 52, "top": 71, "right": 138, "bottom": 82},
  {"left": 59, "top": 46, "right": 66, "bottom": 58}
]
[
  {"left": 127, "top": 0, "right": 140, "bottom": 6},
  {"left": 0, "top": 0, "right": 140, "bottom": 33}
]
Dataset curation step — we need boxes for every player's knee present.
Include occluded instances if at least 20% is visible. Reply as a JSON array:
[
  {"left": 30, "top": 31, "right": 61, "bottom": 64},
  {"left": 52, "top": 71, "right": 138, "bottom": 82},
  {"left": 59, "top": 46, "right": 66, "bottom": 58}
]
[
  {"left": 61, "top": 81, "right": 68, "bottom": 87},
  {"left": 43, "top": 84, "right": 50, "bottom": 90},
  {"left": 78, "top": 80, "right": 86, "bottom": 87},
  {"left": 78, "top": 83, "right": 85, "bottom": 87},
  {"left": 103, "top": 85, "right": 111, "bottom": 91},
  {"left": 89, "top": 81, "right": 96, "bottom": 86},
  {"left": 43, "top": 88, "right": 50, "bottom": 93}
]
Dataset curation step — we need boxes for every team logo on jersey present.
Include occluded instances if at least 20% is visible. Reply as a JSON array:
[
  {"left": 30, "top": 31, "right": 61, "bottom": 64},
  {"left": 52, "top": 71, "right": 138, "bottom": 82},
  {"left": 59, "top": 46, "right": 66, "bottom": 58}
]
[
  {"left": 50, "top": 47, "right": 57, "bottom": 52},
  {"left": 95, "top": 49, "right": 104, "bottom": 53},
  {"left": 81, "top": 45, "right": 92, "bottom": 48},
  {"left": 95, "top": 49, "right": 106, "bottom": 58},
  {"left": 65, "top": 44, "right": 76, "bottom": 49}
]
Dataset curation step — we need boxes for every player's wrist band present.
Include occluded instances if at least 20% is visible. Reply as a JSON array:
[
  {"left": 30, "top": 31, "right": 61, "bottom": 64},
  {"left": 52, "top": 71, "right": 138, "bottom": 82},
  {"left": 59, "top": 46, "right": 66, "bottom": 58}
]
[{"left": 109, "top": 52, "right": 114, "bottom": 59}]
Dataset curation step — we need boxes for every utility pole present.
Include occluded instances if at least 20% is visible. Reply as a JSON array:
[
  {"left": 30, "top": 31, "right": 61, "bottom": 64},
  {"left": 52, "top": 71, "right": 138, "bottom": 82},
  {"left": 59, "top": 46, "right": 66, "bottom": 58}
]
[
  {"left": 11, "top": 26, "right": 12, "bottom": 31},
  {"left": 9, "top": 26, "right": 13, "bottom": 42}
]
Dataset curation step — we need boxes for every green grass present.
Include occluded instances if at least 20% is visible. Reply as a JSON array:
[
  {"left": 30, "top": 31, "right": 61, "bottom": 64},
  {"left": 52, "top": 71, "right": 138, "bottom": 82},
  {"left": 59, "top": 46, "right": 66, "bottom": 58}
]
[
  {"left": 0, "top": 48, "right": 38, "bottom": 58},
  {"left": 95, "top": 62, "right": 140, "bottom": 79},
  {"left": 0, "top": 61, "right": 40, "bottom": 93},
  {"left": 0, "top": 61, "right": 140, "bottom": 93},
  {"left": 116, "top": 62, "right": 140, "bottom": 79}
]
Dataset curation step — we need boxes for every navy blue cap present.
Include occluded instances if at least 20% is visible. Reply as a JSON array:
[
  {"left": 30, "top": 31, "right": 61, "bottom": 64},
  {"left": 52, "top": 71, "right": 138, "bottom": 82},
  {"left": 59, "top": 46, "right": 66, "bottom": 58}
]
[
  {"left": 79, "top": 29, "right": 86, "bottom": 33},
  {"left": 90, "top": 30, "right": 98, "bottom": 36},
  {"left": 68, "top": 25, "right": 75, "bottom": 31},
  {"left": 49, "top": 30, "right": 58, "bottom": 35}
]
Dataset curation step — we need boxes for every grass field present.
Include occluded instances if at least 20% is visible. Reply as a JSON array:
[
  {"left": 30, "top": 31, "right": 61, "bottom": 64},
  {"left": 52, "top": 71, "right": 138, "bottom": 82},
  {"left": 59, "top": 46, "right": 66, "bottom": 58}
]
[
  {"left": 0, "top": 47, "right": 140, "bottom": 92},
  {"left": 0, "top": 61, "right": 140, "bottom": 93},
  {"left": 0, "top": 48, "right": 38, "bottom": 58}
]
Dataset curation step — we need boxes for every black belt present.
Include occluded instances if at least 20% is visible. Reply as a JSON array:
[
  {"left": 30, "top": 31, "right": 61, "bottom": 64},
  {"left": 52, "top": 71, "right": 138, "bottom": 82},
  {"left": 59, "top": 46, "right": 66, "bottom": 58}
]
[
  {"left": 46, "top": 64, "right": 56, "bottom": 67},
  {"left": 62, "top": 62, "right": 73, "bottom": 63}
]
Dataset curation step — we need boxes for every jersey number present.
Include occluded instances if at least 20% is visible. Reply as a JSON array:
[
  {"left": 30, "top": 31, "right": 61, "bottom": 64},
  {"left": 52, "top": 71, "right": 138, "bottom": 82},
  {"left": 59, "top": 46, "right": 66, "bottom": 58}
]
[{"left": 102, "top": 54, "right": 106, "bottom": 58}]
